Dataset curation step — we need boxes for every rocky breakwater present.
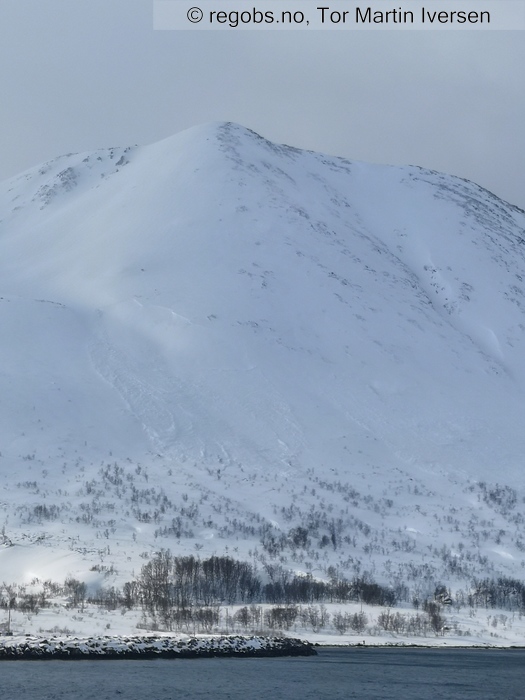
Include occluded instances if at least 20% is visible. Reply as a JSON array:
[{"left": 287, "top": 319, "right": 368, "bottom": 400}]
[{"left": 0, "top": 634, "right": 316, "bottom": 659}]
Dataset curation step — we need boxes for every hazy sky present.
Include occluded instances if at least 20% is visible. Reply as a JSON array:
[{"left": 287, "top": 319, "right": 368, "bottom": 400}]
[{"left": 1, "top": 0, "right": 524, "bottom": 208}]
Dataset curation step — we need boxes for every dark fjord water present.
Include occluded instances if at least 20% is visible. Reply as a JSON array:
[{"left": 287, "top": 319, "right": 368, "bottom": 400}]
[{"left": 1, "top": 648, "right": 523, "bottom": 700}]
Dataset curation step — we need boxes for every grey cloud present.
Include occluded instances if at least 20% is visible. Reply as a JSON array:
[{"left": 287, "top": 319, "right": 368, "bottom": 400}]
[{"left": 0, "top": 0, "right": 523, "bottom": 208}]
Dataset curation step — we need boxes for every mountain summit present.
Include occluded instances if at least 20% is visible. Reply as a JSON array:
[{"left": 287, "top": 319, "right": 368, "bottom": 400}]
[{"left": 1, "top": 122, "right": 525, "bottom": 589}]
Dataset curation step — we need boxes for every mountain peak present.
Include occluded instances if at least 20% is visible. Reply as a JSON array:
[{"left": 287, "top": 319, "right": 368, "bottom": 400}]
[{"left": 2, "top": 125, "right": 525, "bottom": 598}]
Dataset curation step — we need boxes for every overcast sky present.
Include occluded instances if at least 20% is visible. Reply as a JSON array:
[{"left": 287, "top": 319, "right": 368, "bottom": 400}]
[{"left": 1, "top": 0, "right": 524, "bottom": 208}]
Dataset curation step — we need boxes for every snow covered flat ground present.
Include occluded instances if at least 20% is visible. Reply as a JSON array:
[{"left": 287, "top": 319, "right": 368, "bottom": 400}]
[{"left": 3, "top": 598, "right": 525, "bottom": 648}]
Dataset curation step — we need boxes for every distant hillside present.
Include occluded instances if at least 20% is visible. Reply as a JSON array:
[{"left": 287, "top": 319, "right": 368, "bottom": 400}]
[{"left": 1, "top": 122, "right": 525, "bottom": 608}]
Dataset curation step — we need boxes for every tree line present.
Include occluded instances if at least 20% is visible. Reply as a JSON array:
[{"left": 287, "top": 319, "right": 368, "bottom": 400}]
[{"left": 135, "top": 550, "right": 396, "bottom": 612}]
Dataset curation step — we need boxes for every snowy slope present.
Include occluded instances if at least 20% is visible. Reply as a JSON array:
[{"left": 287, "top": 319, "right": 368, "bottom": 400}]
[{"left": 1, "top": 122, "right": 525, "bottom": 596}]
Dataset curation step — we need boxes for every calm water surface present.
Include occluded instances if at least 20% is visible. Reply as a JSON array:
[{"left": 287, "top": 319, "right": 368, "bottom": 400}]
[{"left": 0, "top": 648, "right": 523, "bottom": 699}]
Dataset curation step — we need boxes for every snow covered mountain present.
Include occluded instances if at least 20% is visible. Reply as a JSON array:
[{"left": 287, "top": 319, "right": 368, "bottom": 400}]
[{"left": 1, "top": 122, "right": 525, "bottom": 597}]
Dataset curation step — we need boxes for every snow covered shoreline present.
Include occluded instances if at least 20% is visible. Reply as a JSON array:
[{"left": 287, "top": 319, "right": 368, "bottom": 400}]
[
  {"left": 1, "top": 635, "right": 522, "bottom": 661},
  {"left": 0, "top": 634, "right": 316, "bottom": 660}
]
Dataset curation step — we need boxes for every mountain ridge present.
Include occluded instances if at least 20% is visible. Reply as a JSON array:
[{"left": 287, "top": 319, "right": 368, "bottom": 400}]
[{"left": 1, "top": 122, "right": 525, "bottom": 602}]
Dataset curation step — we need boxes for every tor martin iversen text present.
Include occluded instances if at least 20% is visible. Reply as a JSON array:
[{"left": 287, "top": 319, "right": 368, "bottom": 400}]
[{"left": 324, "top": 6, "right": 491, "bottom": 24}]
